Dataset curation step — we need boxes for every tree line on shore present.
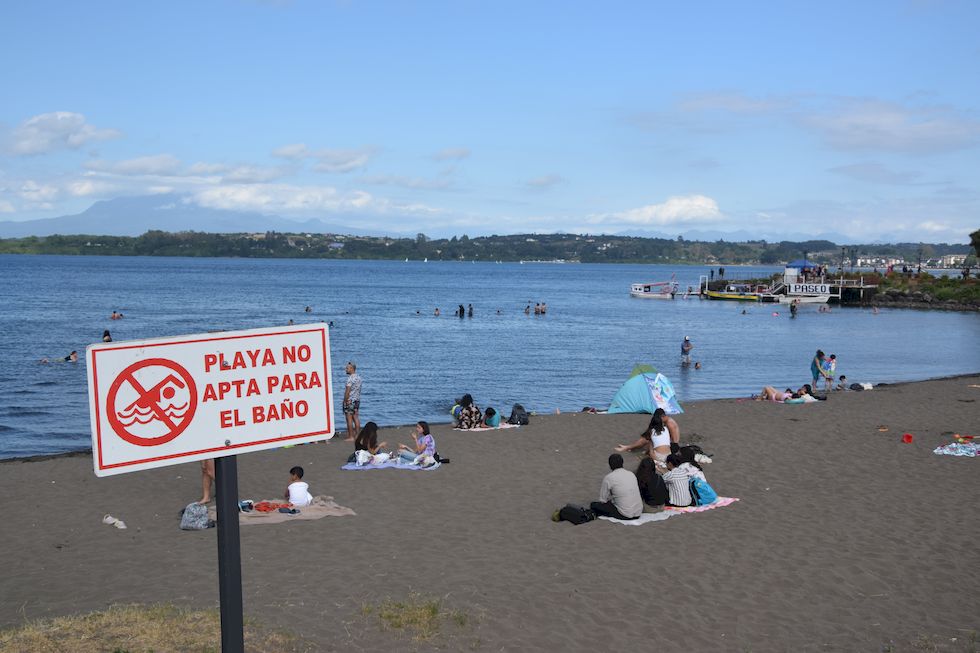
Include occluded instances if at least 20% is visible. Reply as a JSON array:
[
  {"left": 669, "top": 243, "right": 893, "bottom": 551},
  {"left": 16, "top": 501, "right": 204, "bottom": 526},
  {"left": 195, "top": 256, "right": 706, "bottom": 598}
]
[{"left": 0, "top": 230, "right": 975, "bottom": 266}]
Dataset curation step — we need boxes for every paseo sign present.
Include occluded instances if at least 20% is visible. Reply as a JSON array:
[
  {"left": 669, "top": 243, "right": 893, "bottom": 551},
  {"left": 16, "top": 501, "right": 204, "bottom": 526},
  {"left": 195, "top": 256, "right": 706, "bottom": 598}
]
[
  {"left": 790, "top": 283, "right": 830, "bottom": 295},
  {"left": 87, "top": 324, "right": 334, "bottom": 476}
]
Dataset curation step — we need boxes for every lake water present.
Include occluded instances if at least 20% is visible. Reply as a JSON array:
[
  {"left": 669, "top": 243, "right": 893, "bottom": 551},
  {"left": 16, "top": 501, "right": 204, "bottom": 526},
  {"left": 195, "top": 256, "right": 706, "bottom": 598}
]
[{"left": 1, "top": 254, "right": 978, "bottom": 459}]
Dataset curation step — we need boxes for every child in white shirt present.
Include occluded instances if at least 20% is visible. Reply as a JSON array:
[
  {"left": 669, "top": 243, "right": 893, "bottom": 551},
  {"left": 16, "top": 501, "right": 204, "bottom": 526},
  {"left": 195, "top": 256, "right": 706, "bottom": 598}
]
[{"left": 284, "top": 466, "right": 313, "bottom": 507}]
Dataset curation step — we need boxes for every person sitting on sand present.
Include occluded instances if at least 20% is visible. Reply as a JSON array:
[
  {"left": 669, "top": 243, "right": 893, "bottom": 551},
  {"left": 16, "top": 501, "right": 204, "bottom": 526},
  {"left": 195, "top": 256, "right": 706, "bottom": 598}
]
[
  {"left": 756, "top": 386, "right": 793, "bottom": 402},
  {"left": 398, "top": 421, "right": 436, "bottom": 464},
  {"left": 354, "top": 421, "right": 388, "bottom": 455},
  {"left": 615, "top": 408, "right": 679, "bottom": 463},
  {"left": 635, "top": 458, "right": 668, "bottom": 507},
  {"left": 284, "top": 466, "right": 313, "bottom": 507},
  {"left": 590, "top": 454, "right": 643, "bottom": 520},
  {"left": 482, "top": 407, "right": 501, "bottom": 428},
  {"left": 455, "top": 394, "right": 483, "bottom": 429},
  {"left": 659, "top": 453, "right": 703, "bottom": 507},
  {"left": 836, "top": 375, "right": 848, "bottom": 391}
]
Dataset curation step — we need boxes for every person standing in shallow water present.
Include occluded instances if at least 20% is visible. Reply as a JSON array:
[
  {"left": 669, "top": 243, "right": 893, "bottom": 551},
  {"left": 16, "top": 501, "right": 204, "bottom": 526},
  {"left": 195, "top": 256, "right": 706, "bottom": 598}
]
[{"left": 343, "top": 361, "right": 362, "bottom": 441}]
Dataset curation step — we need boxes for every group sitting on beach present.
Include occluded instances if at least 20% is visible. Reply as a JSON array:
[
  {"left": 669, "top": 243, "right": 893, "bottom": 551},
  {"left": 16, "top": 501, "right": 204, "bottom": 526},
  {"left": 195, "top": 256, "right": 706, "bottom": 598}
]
[
  {"left": 347, "top": 420, "right": 437, "bottom": 467},
  {"left": 454, "top": 394, "right": 483, "bottom": 429}
]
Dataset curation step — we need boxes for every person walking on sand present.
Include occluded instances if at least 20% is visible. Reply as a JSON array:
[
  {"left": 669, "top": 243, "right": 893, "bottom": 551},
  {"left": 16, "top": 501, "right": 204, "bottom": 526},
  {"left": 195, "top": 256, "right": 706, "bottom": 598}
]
[
  {"left": 343, "top": 361, "right": 362, "bottom": 441},
  {"left": 681, "top": 336, "right": 693, "bottom": 365},
  {"left": 590, "top": 454, "right": 642, "bottom": 520}
]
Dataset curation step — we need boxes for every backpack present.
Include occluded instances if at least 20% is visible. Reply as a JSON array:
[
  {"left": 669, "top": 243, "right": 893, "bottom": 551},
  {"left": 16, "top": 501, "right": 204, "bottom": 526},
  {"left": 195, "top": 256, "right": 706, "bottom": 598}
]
[
  {"left": 689, "top": 476, "right": 718, "bottom": 506},
  {"left": 556, "top": 504, "right": 595, "bottom": 525},
  {"left": 508, "top": 404, "right": 530, "bottom": 425},
  {"left": 180, "top": 502, "right": 214, "bottom": 530}
]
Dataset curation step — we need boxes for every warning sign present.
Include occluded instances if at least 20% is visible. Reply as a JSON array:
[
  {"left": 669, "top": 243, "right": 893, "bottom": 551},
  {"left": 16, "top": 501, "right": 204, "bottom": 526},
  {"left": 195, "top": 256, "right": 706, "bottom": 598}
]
[{"left": 87, "top": 324, "right": 334, "bottom": 476}]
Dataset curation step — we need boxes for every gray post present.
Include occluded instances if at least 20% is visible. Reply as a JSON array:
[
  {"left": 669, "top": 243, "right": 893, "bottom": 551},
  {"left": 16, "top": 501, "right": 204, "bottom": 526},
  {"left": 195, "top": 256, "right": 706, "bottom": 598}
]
[{"left": 215, "top": 456, "right": 244, "bottom": 653}]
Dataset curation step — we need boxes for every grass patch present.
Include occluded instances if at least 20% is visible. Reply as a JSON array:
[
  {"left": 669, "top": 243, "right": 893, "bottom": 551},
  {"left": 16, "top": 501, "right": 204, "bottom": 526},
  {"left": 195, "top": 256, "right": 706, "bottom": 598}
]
[
  {"left": 0, "top": 603, "right": 309, "bottom": 653},
  {"left": 369, "top": 592, "right": 473, "bottom": 644}
]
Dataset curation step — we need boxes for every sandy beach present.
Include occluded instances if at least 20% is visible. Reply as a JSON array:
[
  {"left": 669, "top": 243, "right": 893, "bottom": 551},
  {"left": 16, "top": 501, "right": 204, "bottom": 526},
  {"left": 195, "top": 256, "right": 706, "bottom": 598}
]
[{"left": 2, "top": 374, "right": 979, "bottom": 652}]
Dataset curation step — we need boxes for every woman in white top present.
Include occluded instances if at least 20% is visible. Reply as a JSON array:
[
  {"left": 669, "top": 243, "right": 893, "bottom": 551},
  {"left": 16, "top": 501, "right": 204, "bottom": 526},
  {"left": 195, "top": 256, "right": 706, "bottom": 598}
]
[{"left": 615, "top": 408, "right": 679, "bottom": 466}]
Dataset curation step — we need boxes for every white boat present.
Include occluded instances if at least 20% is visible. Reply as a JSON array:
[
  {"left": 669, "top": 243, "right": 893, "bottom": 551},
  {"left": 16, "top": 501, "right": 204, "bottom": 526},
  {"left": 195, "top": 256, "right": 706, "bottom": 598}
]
[{"left": 630, "top": 281, "right": 678, "bottom": 299}]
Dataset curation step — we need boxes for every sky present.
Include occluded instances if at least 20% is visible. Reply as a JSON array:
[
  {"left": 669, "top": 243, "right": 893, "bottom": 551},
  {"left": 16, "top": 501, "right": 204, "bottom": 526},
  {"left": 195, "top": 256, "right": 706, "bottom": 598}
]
[{"left": 1, "top": 0, "right": 978, "bottom": 243}]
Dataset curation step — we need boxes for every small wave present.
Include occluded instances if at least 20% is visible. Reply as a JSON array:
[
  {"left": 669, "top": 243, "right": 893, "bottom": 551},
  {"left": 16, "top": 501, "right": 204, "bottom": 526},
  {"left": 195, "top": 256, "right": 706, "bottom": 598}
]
[
  {"left": 0, "top": 424, "right": 13, "bottom": 432},
  {"left": 115, "top": 408, "right": 189, "bottom": 426},
  {"left": 32, "top": 381, "right": 59, "bottom": 387},
  {"left": 116, "top": 402, "right": 187, "bottom": 419},
  {"left": 1, "top": 408, "right": 51, "bottom": 417}
]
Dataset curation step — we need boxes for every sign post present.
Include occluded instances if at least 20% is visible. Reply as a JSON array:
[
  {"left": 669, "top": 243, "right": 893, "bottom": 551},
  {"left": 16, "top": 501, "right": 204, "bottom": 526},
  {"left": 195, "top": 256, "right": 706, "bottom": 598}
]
[
  {"left": 215, "top": 456, "right": 244, "bottom": 653},
  {"left": 86, "top": 323, "right": 334, "bottom": 652}
]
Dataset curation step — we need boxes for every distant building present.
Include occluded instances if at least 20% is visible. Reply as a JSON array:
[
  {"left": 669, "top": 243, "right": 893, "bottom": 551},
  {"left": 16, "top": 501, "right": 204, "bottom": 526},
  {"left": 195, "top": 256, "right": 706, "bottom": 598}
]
[
  {"left": 940, "top": 254, "right": 967, "bottom": 267},
  {"left": 328, "top": 242, "right": 345, "bottom": 250}
]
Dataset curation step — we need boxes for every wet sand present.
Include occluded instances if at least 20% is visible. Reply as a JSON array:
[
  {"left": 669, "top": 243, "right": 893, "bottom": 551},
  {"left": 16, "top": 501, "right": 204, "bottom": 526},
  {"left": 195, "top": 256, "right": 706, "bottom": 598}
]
[{"left": 2, "top": 375, "right": 979, "bottom": 651}]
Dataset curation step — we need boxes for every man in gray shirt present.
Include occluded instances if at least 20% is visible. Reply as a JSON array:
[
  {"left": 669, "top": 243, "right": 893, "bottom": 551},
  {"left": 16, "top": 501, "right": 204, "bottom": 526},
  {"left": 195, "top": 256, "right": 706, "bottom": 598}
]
[{"left": 590, "top": 454, "right": 643, "bottom": 520}]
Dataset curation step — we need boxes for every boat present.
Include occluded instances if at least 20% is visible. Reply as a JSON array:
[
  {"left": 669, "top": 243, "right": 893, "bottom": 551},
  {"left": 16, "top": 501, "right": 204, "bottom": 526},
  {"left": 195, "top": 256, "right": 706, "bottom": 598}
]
[
  {"left": 630, "top": 281, "right": 678, "bottom": 299},
  {"left": 705, "top": 283, "right": 780, "bottom": 302}
]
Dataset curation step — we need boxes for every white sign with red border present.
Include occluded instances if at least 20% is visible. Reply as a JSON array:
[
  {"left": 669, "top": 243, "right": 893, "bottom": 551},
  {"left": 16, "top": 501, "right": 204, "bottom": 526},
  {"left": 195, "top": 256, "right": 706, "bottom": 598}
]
[{"left": 87, "top": 323, "right": 334, "bottom": 477}]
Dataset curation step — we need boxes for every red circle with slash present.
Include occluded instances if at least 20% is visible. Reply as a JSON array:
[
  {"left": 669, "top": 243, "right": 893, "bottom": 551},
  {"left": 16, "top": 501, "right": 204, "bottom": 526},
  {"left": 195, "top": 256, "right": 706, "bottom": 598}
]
[{"left": 106, "top": 358, "right": 198, "bottom": 447}]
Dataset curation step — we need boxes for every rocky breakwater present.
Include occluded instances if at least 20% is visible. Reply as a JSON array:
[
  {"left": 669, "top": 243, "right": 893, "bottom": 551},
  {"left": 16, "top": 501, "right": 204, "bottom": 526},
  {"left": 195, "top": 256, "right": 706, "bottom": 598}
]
[{"left": 870, "top": 287, "right": 980, "bottom": 312}]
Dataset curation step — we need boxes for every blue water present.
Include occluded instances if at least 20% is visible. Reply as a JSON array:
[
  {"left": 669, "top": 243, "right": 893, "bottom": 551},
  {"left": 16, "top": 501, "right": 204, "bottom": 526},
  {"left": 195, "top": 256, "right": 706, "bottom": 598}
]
[{"left": 1, "top": 254, "right": 978, "bottom": 459}]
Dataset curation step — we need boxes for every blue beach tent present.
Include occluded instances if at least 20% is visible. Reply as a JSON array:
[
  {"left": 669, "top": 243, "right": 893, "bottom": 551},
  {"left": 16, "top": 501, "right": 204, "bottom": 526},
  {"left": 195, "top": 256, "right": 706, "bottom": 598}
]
[{"left": 608, "top": 365, "right": 683, "bottom": 415}]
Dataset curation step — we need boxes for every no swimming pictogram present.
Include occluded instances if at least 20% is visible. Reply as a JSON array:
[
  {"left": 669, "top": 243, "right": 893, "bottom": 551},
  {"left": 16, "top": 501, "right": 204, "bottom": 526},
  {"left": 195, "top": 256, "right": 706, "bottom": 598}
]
[{"left": 106, "top": 358, "right": 198, "bottom": 447}]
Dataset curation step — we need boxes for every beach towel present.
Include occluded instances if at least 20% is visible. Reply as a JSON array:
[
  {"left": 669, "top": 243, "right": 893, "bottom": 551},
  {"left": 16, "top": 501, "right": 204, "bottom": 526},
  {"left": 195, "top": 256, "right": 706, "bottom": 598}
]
[
  {"left": 933, "top": 443, "right": 980, "bottom": 457},
  {"left": 208, "top": 495, "right": 355, "bottom": 525},
  {"left": 598, "top": 497, "right": 739, "bottom": 525},
  {"left": 341, "top": 459, "right": 441, "bottom": 471},
  {"left": 453, "top": 423, "right": 520, "bottom": 432}
]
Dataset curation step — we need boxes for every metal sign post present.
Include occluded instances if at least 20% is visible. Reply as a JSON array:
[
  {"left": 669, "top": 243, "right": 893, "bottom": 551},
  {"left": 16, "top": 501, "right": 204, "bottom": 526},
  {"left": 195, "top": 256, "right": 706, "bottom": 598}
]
[{"left": 215, "top": 455, "right": 244, "bottom": 653}]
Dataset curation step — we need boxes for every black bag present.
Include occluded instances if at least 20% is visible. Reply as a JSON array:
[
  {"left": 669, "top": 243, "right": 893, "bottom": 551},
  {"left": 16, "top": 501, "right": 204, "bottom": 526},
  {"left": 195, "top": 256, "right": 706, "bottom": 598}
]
[
  {"left": 508, "top": 404, "right": 530, "bottom": 425},
  {"left": 557, "top": 504, "right": 595, "bottom": 525},
  {"left": 850, "top": 383, "right": 864, "bottom": 391}
]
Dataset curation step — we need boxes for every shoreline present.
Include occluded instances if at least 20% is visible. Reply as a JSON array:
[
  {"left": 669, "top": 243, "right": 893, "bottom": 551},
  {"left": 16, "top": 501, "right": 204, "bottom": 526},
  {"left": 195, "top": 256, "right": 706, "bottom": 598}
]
[
  {"left": 7, "top": 370, "right": 980, "bottom": 465},
  {"left": 4, "top": 370, "right": 978, "bottom": 465}
]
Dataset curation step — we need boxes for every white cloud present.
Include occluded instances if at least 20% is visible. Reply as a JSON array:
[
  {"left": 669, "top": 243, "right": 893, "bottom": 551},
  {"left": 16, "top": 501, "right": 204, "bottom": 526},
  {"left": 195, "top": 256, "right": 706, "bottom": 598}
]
[
  {"left": 919, "top": 220, "right": 951, "bottom": 233},
  {"left": 828, "top": 162, "right": 922, "bottom": 185},
  {"left": 0, "top": 200, "right": 14, "bottom": 213},
  {"left": 588, "top": 195, "right": 723, "bottom": 226},
  {"left": 677, "top": 92, "right": 789, "bottom": 114},
  {"left": 272, "top": 143, "right": 310, "bottom": 159},
  {"left": 19, "top": 180, "right": 60, "bottom": 203},
  {"left": 86, "top": 154, "right": 182, "bottom": 176},
  {"left": 525, "top": 174, "right": 563, "bottom": 189},
  {"left": 11, "top": 112, "right": 121, "bottom": 155},
  {"left": 312, "top": 148, "right": 374, "bottom": 173},
  {"left": 221, "top": 165, "right": 288, "bottom": 183},
  {"left": 67, "top": 179, "right": 119, "bottom": 197},
  {"left": 192, "top": 183, "right": 370, "bottom": 213},
  {"left": 359, "top": 174, "right": 452, "bottom": 190},
  {"left": 187, "top": 162, "right": 230, "bottom": 175},
  {"left": 432, "top": 147, "right": 470, "bottom": 161},
  {"left": 800, "top": 99, "right": 980, "bottom": 154}
]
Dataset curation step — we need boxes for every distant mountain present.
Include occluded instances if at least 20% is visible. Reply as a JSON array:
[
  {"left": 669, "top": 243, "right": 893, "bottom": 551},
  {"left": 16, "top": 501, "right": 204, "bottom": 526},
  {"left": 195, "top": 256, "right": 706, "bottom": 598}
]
[{"left": 0, "top": 194, "right": 399, "bottom": 238}]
